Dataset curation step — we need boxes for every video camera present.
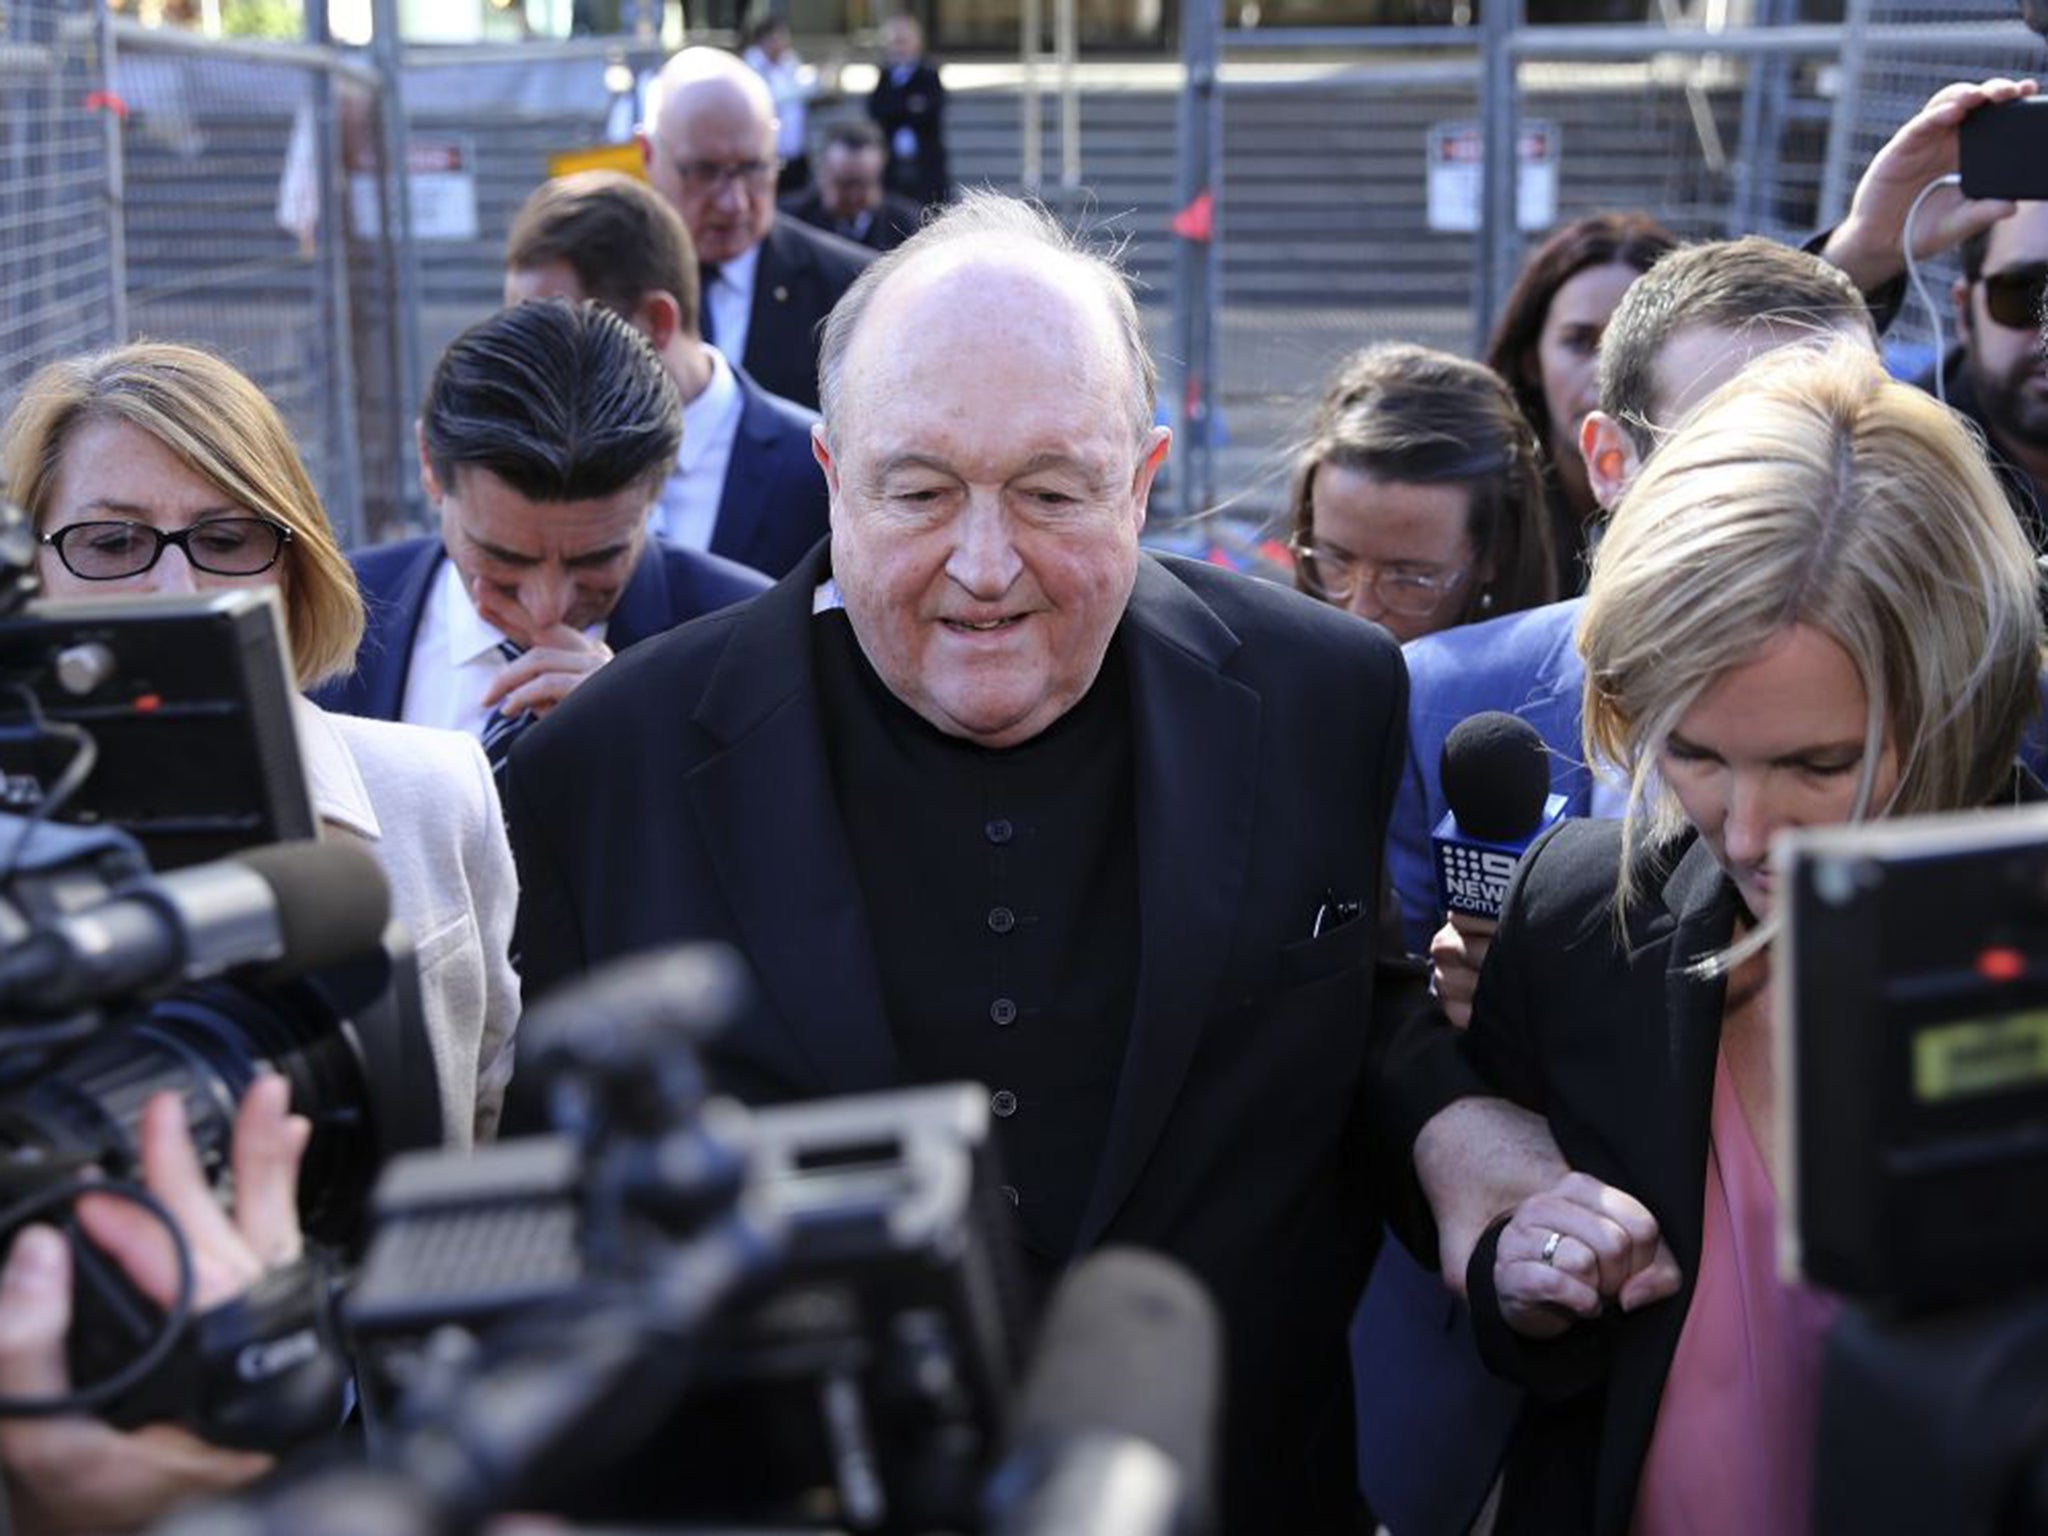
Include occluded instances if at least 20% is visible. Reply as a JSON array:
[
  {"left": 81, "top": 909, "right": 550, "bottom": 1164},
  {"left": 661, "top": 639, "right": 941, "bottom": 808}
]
[
  {"left": 1778, "top": 803, "right": 2048, "bottom": 1534},
  {"left": 342, "top": 944, "right": 1033, "bottom": 1533},
  {"left": 0, "top": 587, "right": 440, "bottom": 1452},
  {"left": 172, "top": 943, "right": 1221, "bottom": 1536}
]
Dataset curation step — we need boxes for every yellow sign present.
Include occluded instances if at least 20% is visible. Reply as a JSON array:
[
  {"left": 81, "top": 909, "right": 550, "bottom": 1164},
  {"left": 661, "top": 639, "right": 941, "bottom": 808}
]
[
  {"left": 546, "top": 144, "right": 647, "bottom": 182},
  {"left": 1913, "top": 1009, "right": 2048, "bottom": 1101}
]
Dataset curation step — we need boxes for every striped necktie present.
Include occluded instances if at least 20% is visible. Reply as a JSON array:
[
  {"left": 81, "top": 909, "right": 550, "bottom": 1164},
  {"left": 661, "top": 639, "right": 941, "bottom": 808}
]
[{"left": 478, "top": 639, "right": 531, "bottom": 773}]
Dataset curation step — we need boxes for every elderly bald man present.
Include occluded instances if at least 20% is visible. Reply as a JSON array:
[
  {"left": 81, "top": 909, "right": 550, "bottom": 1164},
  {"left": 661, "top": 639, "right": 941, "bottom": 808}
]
[
  {"left": 639, "top": 45, "right": 872, "bottom": 411},
  {"left": 504, "top": 192, "right": 1428, "bottom": 1535}
]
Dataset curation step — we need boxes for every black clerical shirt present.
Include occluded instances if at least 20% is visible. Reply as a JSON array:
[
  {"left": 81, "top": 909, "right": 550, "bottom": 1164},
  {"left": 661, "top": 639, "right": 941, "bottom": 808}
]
[{"left": 813, "top": 610, "right": 1138, "bottom": 1263}]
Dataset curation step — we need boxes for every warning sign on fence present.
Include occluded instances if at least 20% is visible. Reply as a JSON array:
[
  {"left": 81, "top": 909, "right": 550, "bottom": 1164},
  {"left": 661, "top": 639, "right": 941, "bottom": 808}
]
[{"left": 1426, "top": 120, "right": 1559, "bottom": 234}]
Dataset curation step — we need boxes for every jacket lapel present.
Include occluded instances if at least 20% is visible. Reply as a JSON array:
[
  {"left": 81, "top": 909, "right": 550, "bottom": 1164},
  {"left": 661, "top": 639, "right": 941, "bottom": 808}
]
[
  {"left": 361, "top": 541, "right": 442, "bottom": 721},
  {"left": 1075, "top": 558, "right": 1260, "bottom": 1247},
  {"left": 685, "top": 551, "right": 900, "bottom": 1094},
  {"left": 746, "top": 224, "right": 804, "bottom": 370},
  {"left": 709, "top": 378, "right": 773, "bottom": 569},
  {"left": 1598, "top": 835, "right": 1735, "bottom": 1527},
  {"left": 605, "top": 542, "right": 672, "bottom": 652}
]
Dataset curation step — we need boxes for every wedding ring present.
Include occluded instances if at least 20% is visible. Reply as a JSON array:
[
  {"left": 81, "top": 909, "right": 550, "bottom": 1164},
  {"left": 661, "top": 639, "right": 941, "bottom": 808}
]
[{"left": 1540, "top": 1230, "right": 1564, "bottom": 1265}]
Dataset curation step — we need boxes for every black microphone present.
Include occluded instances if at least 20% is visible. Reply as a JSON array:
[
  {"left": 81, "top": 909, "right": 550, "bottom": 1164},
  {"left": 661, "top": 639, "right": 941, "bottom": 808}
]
[
  {"left": 1432, "top": 711, "right": 1567, "bottom": 922},
  {"left": 985, "top": 1246, "right": 1222, "bottom": 1536},
  {"left": 0, "top": 841, "right": 390, "bottom": 1015}
]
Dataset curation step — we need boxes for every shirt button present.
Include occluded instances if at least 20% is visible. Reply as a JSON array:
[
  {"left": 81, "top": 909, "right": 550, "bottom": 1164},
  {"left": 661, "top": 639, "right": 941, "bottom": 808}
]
[
  {"left": 998, "top": 1183, "right": 1021, "bottom": 1207},
  {"left": 990, "top": 1089, "right": 1018, "bottom": 1118},
  {"left": 987, "top": 906, "right": 1016, "bottom": 934},
  {"left": 985, "top": 817, "right": 1014, "bottom": 845},
  {"left": 990, "top": 996, "right": 1018, "bottom": 1026}
]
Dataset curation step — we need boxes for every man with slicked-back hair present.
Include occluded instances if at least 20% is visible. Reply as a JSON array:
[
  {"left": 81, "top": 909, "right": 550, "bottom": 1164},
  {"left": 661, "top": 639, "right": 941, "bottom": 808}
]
[{"left": 314, "top": 300, "right": 767, "bottom": 743}]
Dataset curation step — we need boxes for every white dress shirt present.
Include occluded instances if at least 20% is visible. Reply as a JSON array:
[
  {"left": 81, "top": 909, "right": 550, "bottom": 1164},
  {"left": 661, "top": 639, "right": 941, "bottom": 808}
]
[
  {"left": 399, "top": 555, "right": 606, "bottom": 737},
  {"left": 651, "top": 345, "right": 744, "bottom": 550},
  {"left": 704, "top": 242, "right": 759, "bottom": 366}
]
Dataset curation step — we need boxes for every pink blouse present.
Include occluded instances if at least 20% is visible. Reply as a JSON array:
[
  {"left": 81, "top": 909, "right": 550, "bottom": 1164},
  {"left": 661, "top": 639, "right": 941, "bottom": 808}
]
[{"left": 1631, "top": 1050, "right": 1840, "bottom": 1536}]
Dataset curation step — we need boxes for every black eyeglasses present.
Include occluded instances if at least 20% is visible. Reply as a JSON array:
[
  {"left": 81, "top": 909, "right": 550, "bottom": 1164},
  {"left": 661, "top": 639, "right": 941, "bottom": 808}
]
[
  {"left": 1980, "top": 262, "right": 2048, "bottom": 330},
  {"left": 667, "top": 156, "right": 778, "bottom": 194},
  {"left": 41, "top": 518, "right": 293, "bottom": 581},
  {"left": 1288, "top": 538, "right": 1469, "bottom": 617}
]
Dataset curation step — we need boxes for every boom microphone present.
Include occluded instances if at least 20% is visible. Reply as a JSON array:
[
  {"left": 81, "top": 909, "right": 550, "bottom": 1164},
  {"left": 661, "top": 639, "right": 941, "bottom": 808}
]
[
  {"left": 0, "top": 841, "right": 390, "bottom": 1015},
  {"left": 1432, "top": 711, "right": 1567, "bottom": 922},
  {"left": 985, "top": 1247, "right": 1222, "bottom": 1536}
]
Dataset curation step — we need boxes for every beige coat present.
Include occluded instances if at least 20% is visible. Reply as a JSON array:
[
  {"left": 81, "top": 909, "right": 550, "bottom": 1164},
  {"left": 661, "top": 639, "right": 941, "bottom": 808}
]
[{"left": 293, "top": 697, "right": 518, "bottom": 1145}]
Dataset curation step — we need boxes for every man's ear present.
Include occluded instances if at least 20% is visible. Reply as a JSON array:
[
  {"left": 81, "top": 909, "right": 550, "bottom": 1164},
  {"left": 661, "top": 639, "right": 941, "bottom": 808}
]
[
  {"left": 1130, "top": 426, "right": 1171, "bottom": 533},
  {"left": 636, "top": 129, "right": 655, "bottom": 173},
  {"left": 1579, "top": 411, "right": 1641, "bottom": 512},
  {"left": 1952, "top": 274, "right": 1975, "bottom": 346},
  {"left": 812, "top": 423, "right": 842, "bottom": 526},
  {"left": 416, "top": 420, "right": 444, "bottom": 508},
  {"left": 635, "top": 290, "right": 681, "bottom": 351}
]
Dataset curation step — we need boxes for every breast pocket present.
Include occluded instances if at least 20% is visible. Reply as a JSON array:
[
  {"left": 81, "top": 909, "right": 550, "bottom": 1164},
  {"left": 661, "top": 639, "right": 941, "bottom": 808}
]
[{"left": 1278, "top": 907, "right": 1373, "bottom": 989}]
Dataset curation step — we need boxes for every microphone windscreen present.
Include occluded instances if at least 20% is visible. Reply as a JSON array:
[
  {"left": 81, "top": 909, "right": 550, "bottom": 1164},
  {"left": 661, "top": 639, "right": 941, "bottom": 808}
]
[
  {"left": 234, "top": 841, "right": 391, "bottom": 976},
  {"left": 1440, "top": 711, "right": 1552, "bottom": 843},
  {"left": 1015, "top": 1247, "right": 1222, "bottom": 1513}
]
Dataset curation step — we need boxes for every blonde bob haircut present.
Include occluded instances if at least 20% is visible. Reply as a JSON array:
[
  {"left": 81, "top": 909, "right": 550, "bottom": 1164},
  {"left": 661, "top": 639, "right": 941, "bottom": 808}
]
[
  {"left": 2, "top": 343, "right": 365, "bottom": 689},
  {"left": 1580, "top": 340, "right": 2044, "bottom": 928}
]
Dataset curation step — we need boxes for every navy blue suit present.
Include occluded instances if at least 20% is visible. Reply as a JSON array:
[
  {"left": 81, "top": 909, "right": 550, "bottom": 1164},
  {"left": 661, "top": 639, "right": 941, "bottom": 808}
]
[
  {"left": 701, "top": 366, "right": 829, "bottom": 581},
  {"left": 312, "top": 535, "right": 768, "bottom": 723}
]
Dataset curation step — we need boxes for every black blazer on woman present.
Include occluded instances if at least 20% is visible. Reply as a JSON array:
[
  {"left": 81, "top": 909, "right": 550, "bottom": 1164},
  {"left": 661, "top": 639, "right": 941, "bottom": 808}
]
[{"left": 1448, "top": 819, "right": 1741, "bottom": 1535}]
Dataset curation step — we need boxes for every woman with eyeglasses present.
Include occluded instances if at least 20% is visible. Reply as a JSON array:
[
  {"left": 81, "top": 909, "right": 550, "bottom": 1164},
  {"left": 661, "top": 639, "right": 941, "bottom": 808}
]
[
  {"left": 1289, "top": 341, "right": 1559, "bottom": 643},
  {"left": 3, "top": 341, "right": 518, "bottom": 1149}
]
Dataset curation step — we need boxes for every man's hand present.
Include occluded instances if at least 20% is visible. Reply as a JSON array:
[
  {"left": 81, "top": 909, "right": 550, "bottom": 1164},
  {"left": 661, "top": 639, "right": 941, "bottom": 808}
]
[
  {"left": 473, "top": 579, "right": 614, "bottom": 722},
  {"left": 1427, "top": 912, "right": 1496, "bottom": 1030},
  {"left": 1413, "top": 1096, "right": 1570, "bottom": 1296},
  {"left": 1822, "top": 77, "right": 2039, "bottom": 294},
  {"left": 0, "top": 1077, "right": 310, "bottom": 1536},
  {"left": 1491, "top": 1171, "right": 1681, "bottom": 1341}
]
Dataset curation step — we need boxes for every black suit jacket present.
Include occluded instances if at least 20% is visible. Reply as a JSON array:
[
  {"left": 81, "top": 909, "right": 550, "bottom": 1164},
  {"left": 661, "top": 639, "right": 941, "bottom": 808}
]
[
  {"left": 705, "top": 365, "right": 828, "bottom": 579},
  {"left": 868, "top": 59, "right": 949, "bottom": 207},
  {"left": 778, "top": 186, "right": 922, "bottom": 252},
  {"left": 311, "top": 534, "right": 768, "bottom": 723},
  {"left": 738, "top": 218, "right": 873, "bottom": 412},
  {"left": 1431, "top": 820, "right": 1742, "bottom": 1535},
  {"left": 503, "top": 546, "right": 1426, "bottom": 1535}
]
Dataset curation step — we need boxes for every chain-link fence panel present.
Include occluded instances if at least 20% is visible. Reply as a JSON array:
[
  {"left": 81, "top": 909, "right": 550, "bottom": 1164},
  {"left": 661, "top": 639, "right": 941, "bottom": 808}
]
[
  {"left": 1164, "top": 10, "right": 2042, "bottom": 533},
  {"left": 1, "top": 0, "right": 118, "bottom": 418},
  {"left": 1820, "top": 1, "right": 2043, "bottom": 368},
  {"left": 109, "top": 25, "right": 407, "bottom": 545}
]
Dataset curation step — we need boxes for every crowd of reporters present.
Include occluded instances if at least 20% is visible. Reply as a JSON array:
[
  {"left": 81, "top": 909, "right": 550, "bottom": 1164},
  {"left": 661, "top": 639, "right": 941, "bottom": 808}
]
[{"left": 1, "top": 42, "right": 2046, "bottom": 1536}]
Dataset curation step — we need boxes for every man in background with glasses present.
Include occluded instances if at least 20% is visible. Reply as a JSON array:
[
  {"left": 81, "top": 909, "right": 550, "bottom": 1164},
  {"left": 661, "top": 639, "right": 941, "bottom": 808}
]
[
  {"left": 1928, "top": 204, "right": 2048, "bottom": 547},
  {"left": 640, "top": 47, "right": 872, "bottom": 412}
]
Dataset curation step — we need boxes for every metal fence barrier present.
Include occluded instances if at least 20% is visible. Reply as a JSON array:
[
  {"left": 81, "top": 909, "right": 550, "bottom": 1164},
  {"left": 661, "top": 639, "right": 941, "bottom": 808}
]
[
  {"left": 1165, "top": 2, "right": 2048, "bottom": 529},
  {"left": 1, "top": 0, "right": 119, "bottom": 416},
  {"left": 107, "top": 19, "right": 410, "bottom": 547},
  {"left": 6, "top": 7, "right": 2048, "bottom": 548}
]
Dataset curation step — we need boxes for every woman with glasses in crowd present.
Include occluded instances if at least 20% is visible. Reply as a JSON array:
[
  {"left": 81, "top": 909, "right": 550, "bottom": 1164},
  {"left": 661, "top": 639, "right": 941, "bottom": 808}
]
[
  {"left": 1410, "top": 341, "right": 2043, "bottom": 1534},
  {"left": 1289, "top": 340, "right": 1558, "bottom": 643},
  {"left": 3, "top": 342, "right": 518, "bottom": 1149},
  {"left": 1485, "top": 211, "right": 1678, "bottom": 593}
]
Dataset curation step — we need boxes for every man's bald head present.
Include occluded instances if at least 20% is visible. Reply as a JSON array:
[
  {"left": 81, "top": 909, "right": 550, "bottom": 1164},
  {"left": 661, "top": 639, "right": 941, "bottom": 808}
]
[
  {"left": 640, "top": 47, "right": 780, "bottom": 265},
  {"left": 817, "top": 192, "right": 1156, "bottom": 448},
  {"left": 808, "top": 193, "right": 1171, "bottom": 750}
]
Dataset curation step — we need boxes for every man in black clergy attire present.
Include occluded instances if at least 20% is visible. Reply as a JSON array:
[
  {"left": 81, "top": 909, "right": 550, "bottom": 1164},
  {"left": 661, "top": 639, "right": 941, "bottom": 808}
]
[{"left": 503, "top": 191, "right": 1425, "bottom": 1535}]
